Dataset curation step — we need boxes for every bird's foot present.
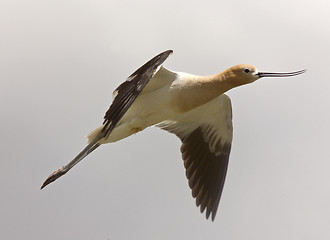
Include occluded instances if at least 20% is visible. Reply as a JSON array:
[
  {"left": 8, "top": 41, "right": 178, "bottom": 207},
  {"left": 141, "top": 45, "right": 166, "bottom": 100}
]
[{"left": 40, "top": 167, "right": 67, "bottom": 189}]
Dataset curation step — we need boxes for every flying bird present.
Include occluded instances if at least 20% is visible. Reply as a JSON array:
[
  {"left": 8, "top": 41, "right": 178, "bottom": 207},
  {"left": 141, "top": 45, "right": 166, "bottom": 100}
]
[{"left": 41, "top": 50, "right": 306, "bottom": 221}]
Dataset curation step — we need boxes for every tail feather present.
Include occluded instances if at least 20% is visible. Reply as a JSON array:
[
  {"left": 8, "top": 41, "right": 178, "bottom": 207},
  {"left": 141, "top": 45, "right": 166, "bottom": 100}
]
[{"left": 86, "top": 126, "right": 103, "bottom": 144}]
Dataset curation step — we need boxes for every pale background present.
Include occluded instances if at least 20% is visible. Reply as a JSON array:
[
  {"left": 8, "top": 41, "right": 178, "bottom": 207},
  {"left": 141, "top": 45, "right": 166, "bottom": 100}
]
[{"left": 1, "top": 0, "right": 330, "bottom": 239}]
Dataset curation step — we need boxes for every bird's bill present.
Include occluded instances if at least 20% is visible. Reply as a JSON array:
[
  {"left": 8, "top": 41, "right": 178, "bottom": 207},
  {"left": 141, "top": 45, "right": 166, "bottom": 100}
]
[{"left": 257, "top": 69, "right": 306, "bottom": 78}]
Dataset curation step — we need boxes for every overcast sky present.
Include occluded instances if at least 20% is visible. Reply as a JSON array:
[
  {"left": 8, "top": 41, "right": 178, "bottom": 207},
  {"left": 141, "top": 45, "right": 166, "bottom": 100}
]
[{"left": 1, "top": 0, "right": 330, "bottom": 239}]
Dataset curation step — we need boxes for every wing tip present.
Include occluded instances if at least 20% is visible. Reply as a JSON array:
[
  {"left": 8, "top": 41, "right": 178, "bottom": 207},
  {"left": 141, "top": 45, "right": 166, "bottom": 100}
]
[{"left": 163, "top": 49, "right": 173, "bottom": 55}]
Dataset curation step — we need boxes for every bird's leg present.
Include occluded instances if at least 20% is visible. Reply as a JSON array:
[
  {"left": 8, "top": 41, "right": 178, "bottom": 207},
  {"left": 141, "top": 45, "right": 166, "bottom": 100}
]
[{"left": 41, "top": 133, "right": 103, "bottom": 189}]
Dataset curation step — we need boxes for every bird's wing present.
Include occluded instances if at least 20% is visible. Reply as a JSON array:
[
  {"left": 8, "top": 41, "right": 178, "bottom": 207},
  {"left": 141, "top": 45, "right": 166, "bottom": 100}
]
[
  {"left": 157, "top": 94, "right": 233, "bottom": 221},
  {"left": 102, "top": 50, "right": 173, "bottom": 137},
  {"left": 40, "top": 50, "right": 173, "bottom": 189}
]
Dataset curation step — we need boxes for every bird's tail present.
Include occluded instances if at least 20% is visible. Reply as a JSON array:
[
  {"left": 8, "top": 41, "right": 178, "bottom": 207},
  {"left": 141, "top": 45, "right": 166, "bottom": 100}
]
[{"left": 86, "top": 126, "right": 103, "bottom": 144}]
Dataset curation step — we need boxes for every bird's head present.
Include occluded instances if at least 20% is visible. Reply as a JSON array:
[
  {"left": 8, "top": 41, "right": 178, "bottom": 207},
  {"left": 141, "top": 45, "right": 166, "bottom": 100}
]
[{"left": 226, "top": 64, "right": 306, "bottom": 87}]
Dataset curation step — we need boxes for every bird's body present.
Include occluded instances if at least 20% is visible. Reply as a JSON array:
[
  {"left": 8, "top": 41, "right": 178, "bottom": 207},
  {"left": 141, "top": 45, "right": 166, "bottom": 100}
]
[
  {"left": 89, "top": 66, "right": 233, "bottom": 144},
  {"left": 41, "top": 50, "right": 306, "bottom": 221}
]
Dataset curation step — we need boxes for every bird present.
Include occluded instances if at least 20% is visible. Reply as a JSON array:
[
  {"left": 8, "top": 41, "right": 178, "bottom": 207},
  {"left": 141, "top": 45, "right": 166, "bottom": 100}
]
[{"left": 41, "top": 50, "right": 306, "bottom": 221}]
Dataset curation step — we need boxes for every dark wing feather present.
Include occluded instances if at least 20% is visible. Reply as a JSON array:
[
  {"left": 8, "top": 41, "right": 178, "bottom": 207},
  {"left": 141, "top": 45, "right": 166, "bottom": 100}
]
[
  {"left": 180, "top": 127, "right": 231, "bottom": 221},
  {"left": 157, "top": 94, "right": 233, "bottom": 221},
  {"left": 102, "top": 50, "right": 173, "bottom": 137}
]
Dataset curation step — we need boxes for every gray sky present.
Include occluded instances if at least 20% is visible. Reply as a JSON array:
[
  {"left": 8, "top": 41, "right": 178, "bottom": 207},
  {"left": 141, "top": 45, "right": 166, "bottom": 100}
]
[{"left": 1, "top": 0, "right": 330, "bottom": 239}]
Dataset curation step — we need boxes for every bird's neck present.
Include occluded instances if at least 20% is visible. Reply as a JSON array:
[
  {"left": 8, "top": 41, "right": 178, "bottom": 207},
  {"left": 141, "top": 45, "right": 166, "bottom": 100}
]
[
  {"left": 170, "top": 70, "right": 242, "bottom": 113},
  {"left": 207, "top": 70, "right": 241, "bottom": 93}
]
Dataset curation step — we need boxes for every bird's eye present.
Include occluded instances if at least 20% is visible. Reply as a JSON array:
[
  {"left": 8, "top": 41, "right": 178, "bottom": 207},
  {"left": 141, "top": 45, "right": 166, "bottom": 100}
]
[{"left": 244, "top": 68, "right": 250, "bottom": 73}]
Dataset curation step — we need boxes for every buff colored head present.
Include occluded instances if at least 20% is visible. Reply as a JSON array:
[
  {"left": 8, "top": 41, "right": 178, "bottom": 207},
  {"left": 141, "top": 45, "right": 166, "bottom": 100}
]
[{"left": 222, "top": 64, "right": 306, "bottom": 87}]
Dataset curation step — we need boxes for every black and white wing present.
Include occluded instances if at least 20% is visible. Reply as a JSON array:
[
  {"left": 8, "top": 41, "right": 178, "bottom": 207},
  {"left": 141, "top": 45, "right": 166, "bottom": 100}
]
[
  {"left": 40, "top": 50, "right": 172, "bottom": 189},
  {"left": 102, "top": 50, "right": 173, "bottom": 137},
  {"left": 157, "top": 94, "right": 233, "bottom": 221}
]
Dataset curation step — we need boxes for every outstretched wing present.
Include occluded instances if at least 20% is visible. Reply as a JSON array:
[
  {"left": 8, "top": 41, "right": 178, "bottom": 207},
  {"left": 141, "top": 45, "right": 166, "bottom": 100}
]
[
  {"left": 102, "top": 50, "right": 173, "bottom": 137},
  {"left": 40, "top": 50, "right": 173, "bottom": 190},
  {"left": 157, "top": 94, "right": 233, "bottom": 221}
]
